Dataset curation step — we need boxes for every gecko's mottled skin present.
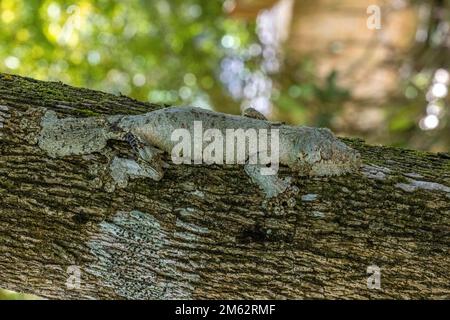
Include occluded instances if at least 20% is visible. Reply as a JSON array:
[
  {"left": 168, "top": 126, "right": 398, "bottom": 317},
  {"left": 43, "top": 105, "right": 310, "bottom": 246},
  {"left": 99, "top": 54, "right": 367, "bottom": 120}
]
[{"left": 39, "top": 106, "right": 361, "bottom": 198}]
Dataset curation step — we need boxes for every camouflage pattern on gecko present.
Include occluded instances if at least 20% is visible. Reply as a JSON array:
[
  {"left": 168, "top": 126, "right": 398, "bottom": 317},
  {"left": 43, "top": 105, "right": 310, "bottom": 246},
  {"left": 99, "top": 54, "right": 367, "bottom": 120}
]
[{"left": 38, "top": 106, "right": 361, "bottom": 198}]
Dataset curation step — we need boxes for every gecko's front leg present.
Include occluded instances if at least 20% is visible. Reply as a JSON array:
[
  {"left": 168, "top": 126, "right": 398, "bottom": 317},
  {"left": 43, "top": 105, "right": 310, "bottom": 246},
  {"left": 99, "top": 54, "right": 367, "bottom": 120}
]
[
  {"left": 244, "top": 163, "right": 289, "bottom": 198},
  {"left": 244, "top": 152, "right": 299, "bottom": 200}
]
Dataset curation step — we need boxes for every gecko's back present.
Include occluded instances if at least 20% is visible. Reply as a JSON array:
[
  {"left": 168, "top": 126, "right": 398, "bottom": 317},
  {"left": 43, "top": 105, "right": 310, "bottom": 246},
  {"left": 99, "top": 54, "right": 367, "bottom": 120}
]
[
  {"left": 117, "top": 106, "right": 360, "bottom": 175},
  {"left": 118, "top": 106, "right": 274, "bottom": 152}
]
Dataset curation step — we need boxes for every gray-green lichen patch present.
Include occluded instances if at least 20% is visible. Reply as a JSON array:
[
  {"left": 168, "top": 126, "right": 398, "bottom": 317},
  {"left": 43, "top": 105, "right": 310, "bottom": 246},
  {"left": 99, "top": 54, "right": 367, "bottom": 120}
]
[
  {"left": 0, "top": 105, "right": 10, "bottom": 137},
  {"left": 87, "top": 210, "right": 199, "bottom": 299},
  {"left": 361, "top": 164, "right": 392, "bottom": 180},
  {"left": 301, "top": 193, "right": 318, "bottom": 202},
  {"left": 55, "top": 104, "right": 76, "bottom": 111},
  {"left": 403, "top": 172, "right": 423, "bottom": 179},
  {"left": 311, "top": 211, "right": 326, "bottom": 218},
  {"left": 175, "top": 207, "right": 196, "bottom": 217},
  {"left": 190, "top": 190, "right": 205, "bottom": 198},
  {"left": 109, "top": 156, "right": 162, "bottom": 188},
  {"left": 176, "top": 218, "right": 209, "bottom": 236},
  {"left": 396, "top": 178, "right": 450, "bottom": 195},
  {"left": 38, "top": 110, "right": 115, "bottom": 157}
]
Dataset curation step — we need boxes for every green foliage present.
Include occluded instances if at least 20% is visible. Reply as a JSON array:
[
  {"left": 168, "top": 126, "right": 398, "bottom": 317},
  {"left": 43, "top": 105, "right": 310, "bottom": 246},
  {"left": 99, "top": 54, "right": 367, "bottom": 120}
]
[
  {"left": 0, "top": 288, "right": 38, "bottom": 300},
  {"left": 0, "top": 0, "right": 256, "bottom": 109}
]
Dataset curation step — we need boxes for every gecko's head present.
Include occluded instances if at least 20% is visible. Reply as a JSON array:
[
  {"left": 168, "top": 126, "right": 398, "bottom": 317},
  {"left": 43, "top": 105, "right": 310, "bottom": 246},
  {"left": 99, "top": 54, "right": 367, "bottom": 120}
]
[{"left": 289, "top": 127, "right": 361, "bottom": 176}]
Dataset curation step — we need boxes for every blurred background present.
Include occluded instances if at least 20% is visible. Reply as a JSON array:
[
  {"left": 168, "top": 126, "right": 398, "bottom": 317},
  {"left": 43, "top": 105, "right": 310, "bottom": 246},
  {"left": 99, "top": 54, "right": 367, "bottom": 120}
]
[{"left": 0, "top": 0, "right": 449, "bottom": 299}]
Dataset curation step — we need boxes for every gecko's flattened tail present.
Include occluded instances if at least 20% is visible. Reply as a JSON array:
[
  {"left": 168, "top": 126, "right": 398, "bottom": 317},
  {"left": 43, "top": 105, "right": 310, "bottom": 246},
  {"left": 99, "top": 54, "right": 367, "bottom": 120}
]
[{"left": 38, "top": 110, "right": 114, "bottom": 157}]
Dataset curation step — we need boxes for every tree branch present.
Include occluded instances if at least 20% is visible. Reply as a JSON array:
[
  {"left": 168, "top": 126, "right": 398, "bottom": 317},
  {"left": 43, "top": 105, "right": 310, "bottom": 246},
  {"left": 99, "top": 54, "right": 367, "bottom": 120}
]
[{"left": 0, "top": 73, "right": 449, "bottom": 299}]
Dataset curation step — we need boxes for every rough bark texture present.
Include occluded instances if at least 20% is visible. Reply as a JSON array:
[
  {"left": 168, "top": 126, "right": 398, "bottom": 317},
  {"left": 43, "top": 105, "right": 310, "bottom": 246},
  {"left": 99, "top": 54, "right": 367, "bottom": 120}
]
[{"left": 0, "top": 73, "right": 449, "bottom": 300}]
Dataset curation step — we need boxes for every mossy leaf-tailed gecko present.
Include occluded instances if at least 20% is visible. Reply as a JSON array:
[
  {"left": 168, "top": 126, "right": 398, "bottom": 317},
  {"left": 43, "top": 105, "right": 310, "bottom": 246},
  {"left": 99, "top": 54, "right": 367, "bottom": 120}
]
[{"left": 38, "top": 106, "right": 361, "bottom": 198}]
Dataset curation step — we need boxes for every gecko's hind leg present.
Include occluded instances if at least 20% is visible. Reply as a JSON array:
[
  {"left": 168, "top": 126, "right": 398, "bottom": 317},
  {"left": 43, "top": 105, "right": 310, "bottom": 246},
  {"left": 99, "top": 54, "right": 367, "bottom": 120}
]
[
  {"left": 242, "top": 107, "right": 267, "bottom": 120},
  {"left": 242, "top": 107, "right": 285, "bottom": 126},
  {"left": 124, "top": 132, "right": 165, "bottom": 181}
]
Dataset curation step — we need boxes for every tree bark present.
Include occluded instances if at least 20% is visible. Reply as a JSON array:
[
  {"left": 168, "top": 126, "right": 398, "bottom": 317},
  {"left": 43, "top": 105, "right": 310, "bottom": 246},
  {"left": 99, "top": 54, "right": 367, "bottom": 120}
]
[{"left": 0, "top": 73, "right": 449, "bottom": 300}]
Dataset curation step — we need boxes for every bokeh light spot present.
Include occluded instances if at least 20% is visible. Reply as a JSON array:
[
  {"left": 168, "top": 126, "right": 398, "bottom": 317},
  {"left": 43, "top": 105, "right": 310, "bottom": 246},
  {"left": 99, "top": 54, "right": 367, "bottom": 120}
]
[
  {"left": 431, "top": 83, "right": 448, "bottom": 98},
  {"left": 419, "top": 114, "right": 439, "bottom": 130},
  {"left": 133, "top": 74, "right": 146, "bottom": 87},
  {"left": 4, "top": 56, "right": 20, "bottom": 69}
]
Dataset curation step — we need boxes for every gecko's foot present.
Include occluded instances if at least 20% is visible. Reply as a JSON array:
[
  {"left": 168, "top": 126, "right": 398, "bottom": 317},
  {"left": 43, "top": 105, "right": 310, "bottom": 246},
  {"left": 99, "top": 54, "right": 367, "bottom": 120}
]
[
  {"left": 244, "top": 163, "right": 299, "bottom": 203},
  {"left": 135, "top": 145, "right": 165, "bottom": 181},
  {"left": 135, "top": 157, "right": 164, "bottom": 181},
  {"left": 137, "top": 145, "right": 164, "bottom": 163},
  {"left": 109, "top": 156, "right": 163, "bottom": 192},
  {"left": 262, "top": 178, "right": 299, "bottom": 214},
  {"left": 123, "top": 132, "right": 166, "bottom": 181}
]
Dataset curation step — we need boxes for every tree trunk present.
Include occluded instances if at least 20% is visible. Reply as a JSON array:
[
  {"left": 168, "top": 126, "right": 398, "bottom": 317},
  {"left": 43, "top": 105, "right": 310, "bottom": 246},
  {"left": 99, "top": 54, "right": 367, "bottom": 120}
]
[{"left": 0, "top": 73, "right": 448, "bottom": 299}]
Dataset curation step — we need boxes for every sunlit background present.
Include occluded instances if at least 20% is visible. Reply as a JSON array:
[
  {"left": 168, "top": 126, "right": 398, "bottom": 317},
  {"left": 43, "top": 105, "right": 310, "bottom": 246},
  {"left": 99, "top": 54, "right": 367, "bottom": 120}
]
[{"left": 0, "top": 0, "right": 449, "bottom": 299}]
